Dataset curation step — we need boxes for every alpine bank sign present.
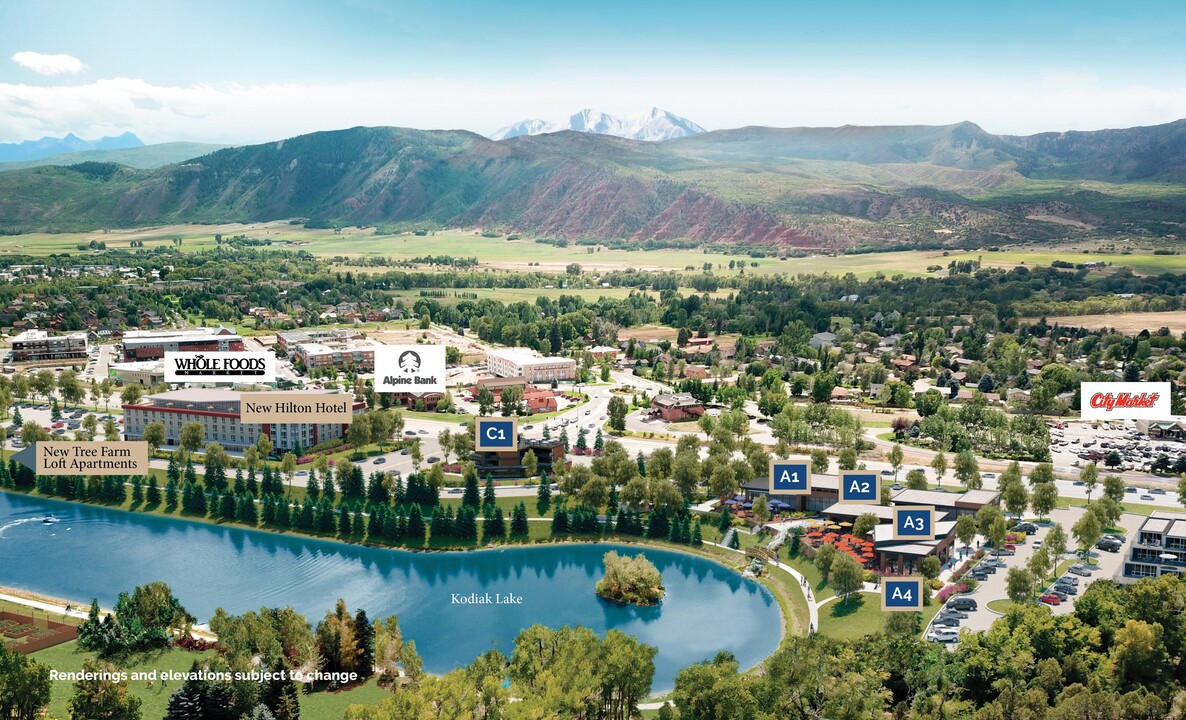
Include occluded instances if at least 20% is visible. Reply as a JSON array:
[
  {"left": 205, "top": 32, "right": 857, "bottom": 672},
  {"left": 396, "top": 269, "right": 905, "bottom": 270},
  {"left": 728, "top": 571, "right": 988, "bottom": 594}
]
[{"left": 1081, "top": 381, "right": 1171, "bottom": 421}]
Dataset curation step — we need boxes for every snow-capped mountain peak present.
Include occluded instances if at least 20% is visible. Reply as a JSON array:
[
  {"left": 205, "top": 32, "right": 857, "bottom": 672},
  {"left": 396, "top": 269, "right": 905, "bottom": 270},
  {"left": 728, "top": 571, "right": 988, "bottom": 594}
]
[{"left": 491, "top": 108, "right": 705, "bottom": 142}]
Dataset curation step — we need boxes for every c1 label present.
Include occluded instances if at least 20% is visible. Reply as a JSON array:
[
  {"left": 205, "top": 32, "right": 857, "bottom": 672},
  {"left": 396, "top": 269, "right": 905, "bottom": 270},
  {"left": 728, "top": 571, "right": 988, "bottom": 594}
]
[{"left": 474, "top": 416, "right": 518, "bottom": 451}]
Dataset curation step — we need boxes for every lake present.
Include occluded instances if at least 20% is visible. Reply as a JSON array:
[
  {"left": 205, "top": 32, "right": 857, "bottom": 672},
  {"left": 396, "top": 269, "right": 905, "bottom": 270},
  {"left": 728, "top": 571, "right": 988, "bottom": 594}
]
[{"left": 0, "top": 492, "right": 782, "bottom": 691}]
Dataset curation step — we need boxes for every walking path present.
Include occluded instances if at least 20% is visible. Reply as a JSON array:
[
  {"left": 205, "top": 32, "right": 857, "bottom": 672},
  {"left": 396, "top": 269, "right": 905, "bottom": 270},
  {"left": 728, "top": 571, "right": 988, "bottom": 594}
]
[{"left": 705, "top": 539, "right": 820, "bottom": 634}]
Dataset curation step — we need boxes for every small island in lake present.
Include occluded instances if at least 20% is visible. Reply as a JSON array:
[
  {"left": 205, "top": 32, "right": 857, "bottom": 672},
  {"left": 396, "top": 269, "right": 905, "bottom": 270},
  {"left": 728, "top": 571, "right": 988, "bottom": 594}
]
[{"left": 595, "top": 551, "right": 665, "bottom": 606}]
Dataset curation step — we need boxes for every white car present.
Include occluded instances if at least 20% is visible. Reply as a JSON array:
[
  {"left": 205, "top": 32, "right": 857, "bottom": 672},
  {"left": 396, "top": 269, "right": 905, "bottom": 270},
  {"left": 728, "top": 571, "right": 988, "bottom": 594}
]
[
  {"left": 927, "top": 627, "right": 959, "bottom": 643},
  {"left": 1032, "top": 540, "right": 1043, "bottom": 549}
]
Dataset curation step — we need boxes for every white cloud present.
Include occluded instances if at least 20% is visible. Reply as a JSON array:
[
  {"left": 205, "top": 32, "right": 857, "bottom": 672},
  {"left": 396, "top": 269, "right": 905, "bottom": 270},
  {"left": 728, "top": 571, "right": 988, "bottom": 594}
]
[
  {"left": 11, "top": 51, "right": 86, "bottom": 76},
  {"left": 1, "top": 73, "right": 1185, "bottom": 145}
]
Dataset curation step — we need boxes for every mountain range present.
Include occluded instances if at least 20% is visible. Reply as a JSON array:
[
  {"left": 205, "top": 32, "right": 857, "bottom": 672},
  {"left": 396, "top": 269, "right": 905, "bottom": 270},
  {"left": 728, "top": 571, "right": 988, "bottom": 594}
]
[
  {"left": 0, "top": 142, "right": 231, "bottom": 172},
  {"left": 491, "top": 108, "right": 705, "bottom": 141},
  {"left": 3, "top": 120, "right": 1186, "bottom": 248},
  {"left": 0, "top": 132, "right": 144, "bottom": 163}
]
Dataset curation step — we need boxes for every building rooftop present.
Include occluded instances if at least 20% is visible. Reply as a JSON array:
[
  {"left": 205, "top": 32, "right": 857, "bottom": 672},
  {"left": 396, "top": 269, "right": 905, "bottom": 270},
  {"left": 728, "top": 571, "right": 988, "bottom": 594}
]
[
  {"left": 653, "top": 392, "right": 703, "bottom": 408},
  {"left": 890, "top": 488, "right": 998, "bottom": 507},
  {"left": 820, "top": 503, "right": 895, "bottom": 521},
  {"left": 488, "top": 347, "right": 571, "bottom": 365},
  {"left": 110, "top": 360, "right": 165, "bottom": 372},
  {"left": 296, "top": 338, "right": 381, "bottom": 355},
  {"left": 122, "top": 327, "right": 238, "bottom": 344}
]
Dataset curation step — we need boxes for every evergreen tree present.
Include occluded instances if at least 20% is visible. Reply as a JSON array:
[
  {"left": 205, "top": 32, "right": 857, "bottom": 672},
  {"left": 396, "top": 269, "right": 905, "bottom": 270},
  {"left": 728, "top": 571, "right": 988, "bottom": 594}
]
[
  {"left": 551, "top": 500, "right": 569, "bottom": 535},
  {"left": 455, "top": 505, "right": 478, "bottom": 541},
  {"left": 167, "top": 453, "right": 180, "bottom": 485},
  {"left": 184, "top": 458, "right": 198, "bottom": 486},
  {"left": 691, "top": 517, "right": 703, "bottom": 546},
  {"left": 246, "top": 466, "right": 259, "bottom": 497},
  {"left": 354, "top": 609, "right": 375, "bottom": 679},
  {"left": 462, "top": 466, "right": 481, "bottom": 508},
  {"left": 164, "top": 663, "right": 207, "bottom": 719},
  {"left": 192, "top": 482, "right": 207, "bottom": 515},
  {"left": 406, "top": 504, "right": 426, "bottom": 544},
  {"left": 240, "top": 493, "right": 258, "bottom": 525},
  {"left": 259, "top": 670, "right": 300, "bottom": 720},
  {"left": 219, "top": 491, "right": 236, "bottom": 521},
  {"left": 321, "top": 474, "right": 336, "bottom": 505},
  {"left": 352, "top": 510, "right": 366, "bottom": 538},
  {"left": 338, "top": 505, "right": 353, "bottom": 537},
  {"left": 636, "top": 451, "right": 647, "bottom": 477},
  {"left": 319, "top": 500, "right": 337, "bottom": 533},
  {"left": 484, "top": 506, "right": 506, "bottom": 542},
  {"left": 728, "top": 531, "right": 741, "bottom": 549},
  {"left": 510, "top": 502, "right": 530, "bottom": 536},
  {"left": 483, "top": 474, "right": 496, "bottom": 511},
  {"left": 299, "top": 498, "right": 316, "bottom": 531},
  {"left": 647, "top": 508, "right": 671, "bottom": 540},
  {"left": 146, "top": 477, "right": 161, "bottom": 506},
  {"left": 594, "top": 428, "right": 604, "bottom": 453},
  {"left": 274, "top": 498, "right": 291, "bottom": 528},
  {"left": 261, "top": 497, "right": 276, "bottom": 525},
  {"left": 234, "top": 467, "right": 246, "bottom": 495},
  {"left": 717, "top": 504, "right": 732, "bottom": 534},
  {"left": 367, "top": 506, "right": 383, "bottom": 541},
  {"left": 367, "top": 471, "right": 389, "bottom": 506},
  {"left": 536, "top": 474, "right": 552, "bottom": 515},
  {"left": 131, "top": 476, "right": 144, "bottom": 505},
  {"left": 306, "top": 469, "right": 320, "bottom": 503},
  {"left": 430, "top": 507, "right": 452, "bottom": 540}
]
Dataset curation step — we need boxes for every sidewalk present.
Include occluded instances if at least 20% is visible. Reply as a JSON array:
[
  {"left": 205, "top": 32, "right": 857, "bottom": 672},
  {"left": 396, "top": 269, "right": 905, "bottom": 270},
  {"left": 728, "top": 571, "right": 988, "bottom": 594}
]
[{"left": 706, "top": 541, "right": 820, "bottom": 633}]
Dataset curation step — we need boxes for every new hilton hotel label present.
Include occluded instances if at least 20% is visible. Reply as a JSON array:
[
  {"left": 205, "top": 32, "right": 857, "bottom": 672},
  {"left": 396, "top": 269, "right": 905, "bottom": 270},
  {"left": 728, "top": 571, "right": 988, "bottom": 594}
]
[{"left": 239, "top": 392, "right": 356, "bottom": 424}]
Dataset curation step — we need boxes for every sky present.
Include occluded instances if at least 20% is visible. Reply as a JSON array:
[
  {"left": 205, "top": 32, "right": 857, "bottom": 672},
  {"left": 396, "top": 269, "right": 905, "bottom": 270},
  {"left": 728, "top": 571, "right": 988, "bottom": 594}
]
[{"left": 2, "top": 0, "right": 1186, "bottom": 145}]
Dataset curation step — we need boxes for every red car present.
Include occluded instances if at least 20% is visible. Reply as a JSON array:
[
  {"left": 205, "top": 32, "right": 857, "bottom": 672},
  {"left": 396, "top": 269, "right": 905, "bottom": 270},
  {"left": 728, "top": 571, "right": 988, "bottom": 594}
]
[
  {"left": 1039, "top": 593, "right": 1062, "bottom": 605},
  {"left": 1003, "top": 544, "right": 1017, "bottom": 552},
  {"left": 52, "top": 422, "right": 64, "bottom": 428}
]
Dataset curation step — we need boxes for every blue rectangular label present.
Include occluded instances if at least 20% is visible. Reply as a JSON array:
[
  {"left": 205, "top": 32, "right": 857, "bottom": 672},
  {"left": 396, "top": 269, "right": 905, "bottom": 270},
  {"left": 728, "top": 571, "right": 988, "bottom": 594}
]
[
  {"left": 771, "top": 463, "right": 809, "bottom": 492},
  {"left": 883, "top": 580, "right": 923, "bottom": 609},
  {"left": 896, "top": 509, "right": 933, "bottom": 538},
  {"left": 477, "top": 420, "right": 515, "bottom": 448},
  {"left": 840, "top": 472, "right": 879, "bottom": 502}
]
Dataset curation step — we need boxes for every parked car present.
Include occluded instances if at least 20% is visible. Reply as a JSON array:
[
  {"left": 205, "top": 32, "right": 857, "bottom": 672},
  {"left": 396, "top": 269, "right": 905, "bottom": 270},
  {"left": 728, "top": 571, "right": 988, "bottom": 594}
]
[
  {"left": 938, "top": 609, "right": 968, "bottom": 620},
  {"left": 1039, "top": 593, "right": 1063, "bottom": 605},
  {"left": 891, "top": 483, "right": 904, "bottom": 491},
  {"left": 1012, "top": 522, "right": 1038, "bottom": 534},
  {"left": 926, "top": 627, "right": 960, "bottom": 643},
  {"left": 426, "top": 456, "right": 440, "bottom": 464},
  {"left": 1045, "top": 589, "right": 1068, "bottom": 601},
  {"left": 1053, "top": 583, "right": 1078, "bottom": 596},
  {"left": 977, "top": 564, "right": 998, "bottom": 574},
  {"left": 1032, "top": 540, "right": 1043, "bottom": 549},
  {"left": 996, "top": 548, "right": 1016, "bottom": 556},
  {"left": 947, "top": 597, "right": 978, "bottom": 611},
  {"left": 1059, "top": 575, "right": 1080, "bottom": 586},
  {"left": 1104, "top": 534, "right": 1126, "bottom": 544},
  {"left": 1068, "top": 565, "right": 1093, "bottom": 577},
  {"left": 1097, "top": 539, "right": 1121, "bottom": 552}
]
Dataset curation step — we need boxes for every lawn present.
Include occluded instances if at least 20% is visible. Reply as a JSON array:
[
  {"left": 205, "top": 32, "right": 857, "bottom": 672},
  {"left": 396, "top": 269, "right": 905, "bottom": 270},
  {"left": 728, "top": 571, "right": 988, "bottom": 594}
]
[
  {"left": 30, "top": 640, "right": 388, "bottom": 720},
  {"left": 817, "top": 592, "right": 941, "bottom": 640},
  {"left": 987, "top": 599, "right": 1020, "bottom": 614},
  {"left": 1056, "top": 496, "right": 1170, "bottom": 517},
  {"left": 780, "top": 548, "right": 835, "bottom": 600}
]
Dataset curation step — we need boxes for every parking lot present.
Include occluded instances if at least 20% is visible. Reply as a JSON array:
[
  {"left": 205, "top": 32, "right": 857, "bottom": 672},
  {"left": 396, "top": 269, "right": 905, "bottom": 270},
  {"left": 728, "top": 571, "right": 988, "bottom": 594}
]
[
  {"left": 925, "top": 506, "right": 1143, "bottom": 643},
  {"left": 1049, "top": 419, "right": 1185, "bottom": 479}
]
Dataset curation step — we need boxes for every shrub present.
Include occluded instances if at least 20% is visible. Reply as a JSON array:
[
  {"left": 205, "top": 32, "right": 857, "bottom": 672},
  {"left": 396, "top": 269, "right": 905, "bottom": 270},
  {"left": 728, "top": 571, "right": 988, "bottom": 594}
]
[{"left": 936, "top": 583, "right": 970, "bottom": 603}]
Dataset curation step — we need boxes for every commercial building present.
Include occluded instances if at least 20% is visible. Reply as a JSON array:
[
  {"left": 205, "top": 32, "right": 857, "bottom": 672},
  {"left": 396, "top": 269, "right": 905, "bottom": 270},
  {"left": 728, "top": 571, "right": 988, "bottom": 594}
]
[
  {"left": 109, "top": 360, "right": 166, "bottom": 387},
  {"left": 741, "top": 478, "right": 998, "bottom": 574},
  {"left": 121, "top": 327, "right": 244, "bottom": 361},
  {"left": 1137, "top": 418, "right": 1186, "bottom": 439},
  {"left": 122, "top": 388, "right": 365, "bottom": 453},
  {"left": 650, "top": 393, "right": 705, "bottom": 422},
  {"left": 486, "top": 347, "right": 576, "bottom": 383},
  {"left": 291, "top": 338, "right": 382, "bottom": 372},
  {"left": 473, "top": 438, "right": 567, "bottom": 479},
  {"left": 275, "top": 328, "right": 363, "bottom": 353},
  {"left": 1121, "top": 511, "right": 1186, "bottom": 581},
  {"left": 11, "top": 329, "right": 88, "bottom": 362}
]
